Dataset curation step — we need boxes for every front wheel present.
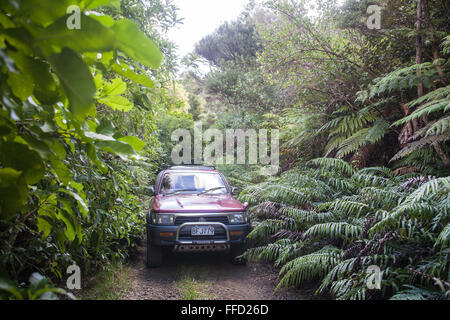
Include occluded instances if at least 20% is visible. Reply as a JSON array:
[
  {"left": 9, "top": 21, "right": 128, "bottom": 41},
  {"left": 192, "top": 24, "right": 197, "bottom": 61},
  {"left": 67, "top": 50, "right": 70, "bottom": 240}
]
[
  {"left": 146, "top": 242, "right": 162, "bottom": 268},
  {"left": 228, "top": 243, "right": 247, "bottom": 265}
]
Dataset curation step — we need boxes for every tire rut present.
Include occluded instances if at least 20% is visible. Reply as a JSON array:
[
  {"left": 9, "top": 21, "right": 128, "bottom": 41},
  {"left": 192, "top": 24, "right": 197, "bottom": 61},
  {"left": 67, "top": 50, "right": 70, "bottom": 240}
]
[{"left": 124, "top": 242, "right": 318, "bottom": 300}]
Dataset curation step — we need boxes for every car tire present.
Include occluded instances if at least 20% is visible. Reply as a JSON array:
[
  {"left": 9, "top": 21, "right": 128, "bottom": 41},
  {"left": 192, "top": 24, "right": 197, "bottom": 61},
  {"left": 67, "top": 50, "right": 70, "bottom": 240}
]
[
  {"left": 146, "top": 242, "right": 162, "bottom": 268},
  {"left": 228, "top": 243, "right": 247, "bottom": 265}
]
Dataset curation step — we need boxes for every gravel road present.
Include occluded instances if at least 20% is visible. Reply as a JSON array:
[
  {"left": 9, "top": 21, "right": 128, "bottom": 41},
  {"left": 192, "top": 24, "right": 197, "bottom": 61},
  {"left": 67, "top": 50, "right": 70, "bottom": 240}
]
[{"left": 123, "top": 241, "right": 318, "bottom": 300}]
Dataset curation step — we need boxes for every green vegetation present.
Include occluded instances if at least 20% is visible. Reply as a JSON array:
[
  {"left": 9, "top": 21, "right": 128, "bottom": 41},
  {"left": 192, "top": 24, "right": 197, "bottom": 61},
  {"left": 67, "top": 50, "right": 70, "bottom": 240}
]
[
  {"left": 0, "top": 0, "right": 189, "bottom": 299},
  {"left": 238, "top": 158, "right": 449, "bottom": 299},
  {"left": 177, "top": 277, "right": 215, "bottom": 300},
  {"left": 187, "top": 0, "right": 449, "bottom": 300},
  {"left": 81, "top": 262, "right": 133, "bottom": 300}
]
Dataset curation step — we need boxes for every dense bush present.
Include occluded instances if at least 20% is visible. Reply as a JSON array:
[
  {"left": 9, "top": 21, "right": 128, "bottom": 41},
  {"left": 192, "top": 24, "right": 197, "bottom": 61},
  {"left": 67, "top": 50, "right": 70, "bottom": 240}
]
[
  {"left": 239, "top": 158, "right": 449, "bottom": 300},
  {"left": 0, "top": 0, "right": 167, "bottom": 298}
]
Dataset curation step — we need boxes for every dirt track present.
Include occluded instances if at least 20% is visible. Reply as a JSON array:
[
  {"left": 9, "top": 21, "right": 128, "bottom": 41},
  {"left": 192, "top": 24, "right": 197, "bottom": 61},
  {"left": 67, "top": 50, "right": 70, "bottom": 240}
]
[{"left": 123, "top": 242, "right": 319, "bottom": 300}]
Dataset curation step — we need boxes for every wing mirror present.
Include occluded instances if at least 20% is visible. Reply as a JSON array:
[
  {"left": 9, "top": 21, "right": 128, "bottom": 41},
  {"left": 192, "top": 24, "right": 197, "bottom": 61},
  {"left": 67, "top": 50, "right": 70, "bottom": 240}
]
[
  {"left": 145, "top": 186, "right": 155, "bottom": 196},
  {"left": 231, "top": 186, "right": 239, "bottom": 195}
]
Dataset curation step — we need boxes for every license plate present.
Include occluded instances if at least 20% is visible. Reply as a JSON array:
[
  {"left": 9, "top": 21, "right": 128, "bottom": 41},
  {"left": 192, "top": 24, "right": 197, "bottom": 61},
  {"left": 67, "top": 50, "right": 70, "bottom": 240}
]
[{"left": 191, "top": 225, "right": 215, "bottom": 236}]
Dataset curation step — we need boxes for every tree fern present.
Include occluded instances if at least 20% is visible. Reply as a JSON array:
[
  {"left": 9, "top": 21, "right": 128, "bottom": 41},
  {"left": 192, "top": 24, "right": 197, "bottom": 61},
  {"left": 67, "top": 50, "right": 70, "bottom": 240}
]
[
  {"left": 308, "top": 157, "right": 356, "bottom": 176},
  {"left": 302, "top": 222, "right": 363, "bottom": 241},
  {"left": 275, "top": 246, "right": 343, "bottom": 292},
  {"left": 240, "top": 159, "right": 449, "bottom": 299}
]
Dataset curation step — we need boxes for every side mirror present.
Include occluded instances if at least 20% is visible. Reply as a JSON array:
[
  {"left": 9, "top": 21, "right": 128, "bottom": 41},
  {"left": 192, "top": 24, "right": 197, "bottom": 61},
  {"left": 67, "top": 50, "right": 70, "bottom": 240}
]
[
  {"left": 231, "top": 186, "right": 239, "bottom": 195},
  {"left": 145, "top": 186, "right": 155, "bottom": 196}
]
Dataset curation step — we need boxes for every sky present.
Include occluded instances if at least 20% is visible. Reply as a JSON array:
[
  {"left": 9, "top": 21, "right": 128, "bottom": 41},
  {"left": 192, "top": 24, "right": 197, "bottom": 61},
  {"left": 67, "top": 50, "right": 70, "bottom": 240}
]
[{"left": 167, "top": 0, "right": 249, "bottom": 59}]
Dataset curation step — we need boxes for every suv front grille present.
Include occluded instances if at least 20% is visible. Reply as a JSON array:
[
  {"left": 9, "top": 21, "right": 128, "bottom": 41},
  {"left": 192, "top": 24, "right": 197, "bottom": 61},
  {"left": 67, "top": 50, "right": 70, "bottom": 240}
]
[{"left": 174, "top": 215, "right": 229, "bottom": 225}]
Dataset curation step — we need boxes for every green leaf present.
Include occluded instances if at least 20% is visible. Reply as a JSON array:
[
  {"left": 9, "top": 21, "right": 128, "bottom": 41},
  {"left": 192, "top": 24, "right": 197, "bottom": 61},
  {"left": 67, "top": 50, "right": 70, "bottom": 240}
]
[
  {"left": 0, "top": 168, "right": 28, "bottom": 219},
  {"left": 98, "top": 95, "right": 133, "bottom": 111},
  {"left": 7, "top": 71, "right": 34, "bottom": 100},
  {"left": 111, "top": 62, "right": 154, "bottom": 87},
  {"left": 35, "top": 15, "right": 116, "bottom": 54},
  {"left": 0, "top": 115, "right": 17, "bottom": 141},
  {"left": 118, "top": 136, "right": 146, "bottom": 153},
  {"left": 0, "top": 141, "right": 45, "bottom": 184},
  {"left": 95, "top": 140, "right": 137, "bottom": 158},
  {"left": 37, "top": 211, "right": 54, "bottom": 239},
  {"left": 84, "top": 0, "right": 120, "bottom": 9},
  {"left": 102, "top": 78, "right": 126, "bottom": 96},
  {"left": 84, "top": 131, "right": 115, "bottom": 141},
  {"left": 111, "top": 19, "right": 162, "bottom": 69},
  {"left": 96, "top": 118, "right": 115, "bottom": 136},
  {"left": 57, "top": 201, "right": 77, "bottom": 241},
  {"left": 48, "top": 48, "right": 96, "bottom": 119},
  {"left": 18, "top": 0, "right": 80, "bottom": 27},
  {"left": 0, "top": 277, "right": 24, "bottom": 299},
  {"left": 49, "top": 155, "right": 70, "bottom": 185},
  {"left": 87, "top": 13, "right": 115, "bottom": 27},
  {"left": 59, "top": 189, "right": 89, "bottom": 217}
]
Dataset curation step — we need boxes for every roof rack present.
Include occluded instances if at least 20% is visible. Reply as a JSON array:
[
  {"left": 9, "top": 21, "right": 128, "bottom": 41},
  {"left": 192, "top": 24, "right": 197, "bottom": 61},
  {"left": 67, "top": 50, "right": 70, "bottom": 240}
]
[{"left": 163, "top": 164, "right": 216, "bottom": 170}]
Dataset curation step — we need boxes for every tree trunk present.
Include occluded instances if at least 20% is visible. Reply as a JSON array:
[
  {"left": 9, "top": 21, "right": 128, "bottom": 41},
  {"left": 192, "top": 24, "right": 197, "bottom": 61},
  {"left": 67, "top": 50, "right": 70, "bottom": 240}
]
[
  {"left": 416, "top": 0, "right": 423, "bottom": 99},
  {"left": 421, "top": 0, "right": 448, "bottom": 85}
]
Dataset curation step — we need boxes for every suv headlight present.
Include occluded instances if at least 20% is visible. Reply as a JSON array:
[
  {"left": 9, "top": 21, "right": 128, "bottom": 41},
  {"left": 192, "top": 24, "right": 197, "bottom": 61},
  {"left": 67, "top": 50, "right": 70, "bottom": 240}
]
[
  {"left": 152, "top": 212, "right": 174, "bottom": 225},
  {"left": 229, "top": 212, "right": 247, "bottom": 224}
]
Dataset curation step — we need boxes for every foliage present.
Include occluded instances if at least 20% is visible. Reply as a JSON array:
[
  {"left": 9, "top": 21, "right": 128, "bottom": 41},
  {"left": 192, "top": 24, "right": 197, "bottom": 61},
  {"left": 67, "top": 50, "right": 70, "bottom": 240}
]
[
  {"left": 0, "top": 0, "right": 183, "bottom": 297},
  {"left": 240, "top": 158, "right": 450, "bottom": 300},
  {"left": 0, "top": 272, "right": 75, "bottom": 300},
  {"left": 255, "top": 0, "right": 449, "bottom": 170}
]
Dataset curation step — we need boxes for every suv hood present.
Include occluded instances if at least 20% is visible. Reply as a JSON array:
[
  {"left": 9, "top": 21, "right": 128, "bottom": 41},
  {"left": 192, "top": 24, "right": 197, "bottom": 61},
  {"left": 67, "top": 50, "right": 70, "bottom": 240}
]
[{"left": 152, "top": 194, "right": 245, "bottom": 213}]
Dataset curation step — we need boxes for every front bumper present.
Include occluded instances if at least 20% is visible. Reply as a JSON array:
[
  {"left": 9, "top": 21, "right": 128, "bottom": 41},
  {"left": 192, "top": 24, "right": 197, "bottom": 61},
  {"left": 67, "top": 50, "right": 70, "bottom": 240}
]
[{"left": 147, "top": 221, "right": 251, "bottom": 250}]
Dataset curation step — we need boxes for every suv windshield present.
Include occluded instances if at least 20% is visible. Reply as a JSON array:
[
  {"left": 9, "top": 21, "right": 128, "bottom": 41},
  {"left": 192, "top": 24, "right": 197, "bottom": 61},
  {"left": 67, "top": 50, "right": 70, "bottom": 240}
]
[{"left": 159, "top": 172, "right": 227, "bottom": 195}]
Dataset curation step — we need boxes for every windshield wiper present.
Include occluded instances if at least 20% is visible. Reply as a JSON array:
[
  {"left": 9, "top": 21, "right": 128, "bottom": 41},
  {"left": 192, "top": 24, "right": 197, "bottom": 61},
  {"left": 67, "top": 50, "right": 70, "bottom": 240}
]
[
  {"left": 198, "top": 187, "right": 226, "bottom": 195},
  {"left": 164, "top": 188, "right": 198, "bottom": 195}
]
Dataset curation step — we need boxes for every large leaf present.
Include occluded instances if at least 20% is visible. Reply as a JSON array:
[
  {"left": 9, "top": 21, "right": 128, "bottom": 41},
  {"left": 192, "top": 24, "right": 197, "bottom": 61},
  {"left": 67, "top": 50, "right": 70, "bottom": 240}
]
[
  {"left": 6, "top": 70, "right": 34, "bottom": 100},
  {"left": 35, "top": 15, "right": 116, "bottom": 54},
  {"left": 84, "top": 0, "right": 120, "bottom": 9},
  {"left": 48, "top": 48, "right": 96, "bottom": 119},
  {"left": 0, "top": 141, "right": 45, "bottom": 184},
  {"left": 18, "top": 0, "right": 80, "bottom": 27},
  {"left": 102, "top": 78, "right": 127, "bottom": 96},
  {"left": 8, "top": 51, "right": 58, "bottom": 103},
  {"left": 111, "top": 19, "right": 162, "bottom": 69},
  {"left": 98, "top": 95, "right": 133, "bottom": 111},
  {"left": 95, "top": 140, "right": 137, "bottom": 158},
  {"left": 0, "top": 168, "right": 28, "bottom": 219},
  {"left": 118, "top": 136, "right": 147, "bottom": 153},
  {"left": 111, "top": 62, "right": 154, "bottom": 87}
]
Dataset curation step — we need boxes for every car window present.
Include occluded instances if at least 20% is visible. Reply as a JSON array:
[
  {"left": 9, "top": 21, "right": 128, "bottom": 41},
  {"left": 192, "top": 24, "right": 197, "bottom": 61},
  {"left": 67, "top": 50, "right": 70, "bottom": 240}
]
[{"left": 159, "top": 172, "right": 227, "bottom": 194}]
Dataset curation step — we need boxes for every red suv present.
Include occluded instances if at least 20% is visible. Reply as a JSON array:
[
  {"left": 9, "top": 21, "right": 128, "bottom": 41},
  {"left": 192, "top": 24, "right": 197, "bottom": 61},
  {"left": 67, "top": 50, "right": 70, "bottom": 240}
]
[{"left": 146, "top": 165, "right": 251, "bottom": 267}]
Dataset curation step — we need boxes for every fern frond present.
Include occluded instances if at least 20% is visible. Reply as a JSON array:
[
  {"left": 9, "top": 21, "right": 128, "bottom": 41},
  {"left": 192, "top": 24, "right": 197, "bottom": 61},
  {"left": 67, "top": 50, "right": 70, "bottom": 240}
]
[
  {"left": 390, "top": 132, "right": 450, "bottom": 161},
  {"left": 303, "top": 222, "right": 363, "bottom": 240},
  {"left": 275, "top": 246, "right": 343, "bottom": 291},
  {"left": 405, "top": 177, "right": 450, "bottom": 204},
  {"left": 335, "top": 128, "right": 371, "bottom": 158},
  {"left": 308, "top": 157, "right": 356, "bottom": 176},
  {"left": 247, "top": 219, "right": 294, "bottom": 241},
  {"left": 358, "top": 166, "right": 394, "bottom": 178},
  {"left": 425, "top": 116, "right": 450, "bottom": 136},
  {"left": 244, "top": 239, "right": 294, "bottom": 263},
  {"left": 435, "top": 223, "right": 450, "bottom": 249},
  {"left": 328, "top": 199, "right": 371, "bottom": 218},
  {"left": 365, "top": 118, "right": 390, "bottom": 143},
  {"left": 390, "top": 285, "right": 443, "bottom": 300}
]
